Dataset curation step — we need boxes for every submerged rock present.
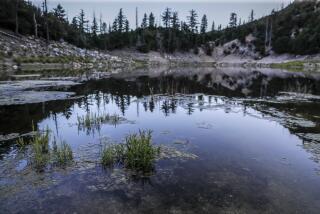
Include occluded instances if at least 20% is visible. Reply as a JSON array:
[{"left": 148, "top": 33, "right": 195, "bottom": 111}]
[{"left": 159, "top": 146, "right": 198, "bottom": 160}]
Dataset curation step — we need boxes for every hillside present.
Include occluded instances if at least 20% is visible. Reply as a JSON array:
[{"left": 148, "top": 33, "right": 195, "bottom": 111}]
[
  {"left": 1, "top": 0, "right": 320, "bottom": 57},
  {"left": 1, "top": 0, "right": 320, "bottom": 73},
  {"left": 215, "top": 0, "right": 320, "bottom": 56}
]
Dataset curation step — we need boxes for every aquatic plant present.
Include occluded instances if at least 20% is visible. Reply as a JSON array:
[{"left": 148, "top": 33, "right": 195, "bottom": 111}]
[
  {"left": 16, "top": 137, "right": 28, "bottom": 148},
  {"left": 101, "top": 144, "right": 125, "bottom": 166},
  {"left": 31, "top": 129, "right": 50, "bottom": 171},
  {"left": 124, "top": 130, "right": 159, "bottom": 172},
  {"left": 15, "top": 125, "right": 73, "bottom": 171},
  {"left": 52, "top": 141, "right": 73, "bottom": 167},
  {"left": 101, "top": 130, "right": 160, "bottom": 173}
]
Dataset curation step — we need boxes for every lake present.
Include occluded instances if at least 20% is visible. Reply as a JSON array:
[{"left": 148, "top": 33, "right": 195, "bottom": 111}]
[{"left": 1, "top": 67, "right": 320, "bottom": 213}]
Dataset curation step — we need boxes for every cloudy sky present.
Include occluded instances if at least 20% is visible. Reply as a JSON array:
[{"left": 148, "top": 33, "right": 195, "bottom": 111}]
[{"left": 31, "top": 0, "right": 291, "bottom": 28}]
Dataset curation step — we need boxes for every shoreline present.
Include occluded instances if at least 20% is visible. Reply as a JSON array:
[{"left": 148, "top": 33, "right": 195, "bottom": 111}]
[{"left": 1, "top": 29, "right": 320, "bottom": 73}]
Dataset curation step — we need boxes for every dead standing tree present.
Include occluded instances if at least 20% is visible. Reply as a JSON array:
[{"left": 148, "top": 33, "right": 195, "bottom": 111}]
[
  {"left": 33, "top": 12, "right": 38, "bottom": 38},
  {"left": 43, "top": 0, "right": 49, "bottom": 44},
  {"left": 264, "top": 17, "right": 273, "bottom": 54}
]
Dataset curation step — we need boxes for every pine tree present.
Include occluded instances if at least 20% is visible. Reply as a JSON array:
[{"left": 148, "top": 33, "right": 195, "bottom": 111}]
[
  {"left": 200, "top": 14, "right": 208, "bottom": 34},
  {"left": 125, "top": 20, "right": 130, "bottom": 33},
  {"left": 211, "top": 21, "right": 215, "bottom": 32},
  {"left": 171, "top": 12, "right": 180, "bottom": 30},
  {"left": 188, "top": 9, "right": 198, "bottom": 33},
  {"left": 141, "top": 13, "right": 148, "bottom": 29},
  {"left": 229, "top": 12, "right": 237, "bottom": 28},
  {"left": 78, "top": 9, "right": 88, "bottom": 33},
  {"left": 162, "top": 7, "right": 171, "bottom": 29},
  {"left": 249, "top": 9, "right": 255, "bottom": 22},
  {"left": 101, "top": 22, "right": 107, "bottom": 34},
  {"left": 112, "top": 18, "right": 118, "bottom": 32},
  {"left": 91, "top": 13, "right": 98, "bottom": 36},
  {"left": 149, "top": 12, "right": 155, "bottom": 28},
  {"left": 53, "top": 4, "right": 66, "bottom": 21},
  {"left": 181, "top": 21, "right": 189, "bottom": 32},
  {"left": 71, "top": 17, "right": 78, "bottom": 29},
  {"left": 99, "top": 14, "right": 104, "bottom": 34},
  {"left": 117, "top": 8, "right": 126, "bottom": 33}
]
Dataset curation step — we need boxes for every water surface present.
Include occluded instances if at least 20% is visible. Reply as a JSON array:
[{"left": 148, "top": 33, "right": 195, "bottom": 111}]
[{"left": 1, "top": 67, "right": 320, "bottom": 213}]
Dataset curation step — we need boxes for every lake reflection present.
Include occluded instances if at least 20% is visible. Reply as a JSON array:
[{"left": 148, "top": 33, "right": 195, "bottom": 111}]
[{"left": 1, "top": 68, "right": 320, "bottom": 213}]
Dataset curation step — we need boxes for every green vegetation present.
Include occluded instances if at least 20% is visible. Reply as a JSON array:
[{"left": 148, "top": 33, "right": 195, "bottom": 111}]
[
  {"left": 270, "top": 60, "right": 320, "bottom": 72},
  {"left": 15, "top": 127, "right": 73, "bottom": 171},
  {"left": 30, "top": 129, "right": 50, "bottom": 171},
  {"left": 52, "top": 141, "right": 73, "bottom": 167},
  {"left": 101, "top": 144, "right": 125, "bottom": 166},
  {"left": 14, "top": 56, "right": 92, "bottom": 64},
  {"left": 16, "top": 137, "right": 29, "bottom": 148},
  {"left": 101, "top": 130, "right": 160, "bottom": 173},
  {"left": 1, "top": 0, "right": 319, "bottom": 55},
  {"left": 215, "top": 1, "right": 320, "bottom": 55},
  {"left": 270, "top": 61, "right": 305, "bottom": 69}
]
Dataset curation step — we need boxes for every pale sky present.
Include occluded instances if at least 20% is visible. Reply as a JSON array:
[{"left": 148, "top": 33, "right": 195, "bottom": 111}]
[{"left": 31, "top": 0, "right": 291, "bottom": 29}]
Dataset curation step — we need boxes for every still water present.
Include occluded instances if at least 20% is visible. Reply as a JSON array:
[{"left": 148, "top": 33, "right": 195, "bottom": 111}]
[{"left": 1, "top": 68, "right": 320, "bottom": 213}]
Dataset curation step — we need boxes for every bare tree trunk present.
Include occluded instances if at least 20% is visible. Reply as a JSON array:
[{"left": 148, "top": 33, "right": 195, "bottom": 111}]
[
  {"left": 33, "top": 13, "right": 38, "bottom": 38},
  {"left": 136, "top": 7, "right": 138, "bottom": 30},
  {"left": 15, "top": 0, "right": 19, "bottom": 34},
  {"left": 44, "top": 0, "right": 49, "bottom": 44},
  {"left": 268, "top": 19, "right": 273, "bottom": 51},
  {"left": 265, "top": 18, "right": 269, "bottom": 52}
]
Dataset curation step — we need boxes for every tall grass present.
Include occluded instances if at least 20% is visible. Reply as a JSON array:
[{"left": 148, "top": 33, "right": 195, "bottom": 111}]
[
  {"left": 15, "top": 126, "right": 73, "bottom": 171},
  {"left": 101, "top": 144, "right": 125, "bottom": 166},
  {"left": 101, "top": 130, "right": 160, "bottom": 173},
  {"left": 52, "top": 141, "right": 73, "bottom": 167},
  {"left": 124, "top": 130, "right": 159, "bottom": 172},
  {"left": 31, "top": 129, "right": 50, "bottom": 171}
]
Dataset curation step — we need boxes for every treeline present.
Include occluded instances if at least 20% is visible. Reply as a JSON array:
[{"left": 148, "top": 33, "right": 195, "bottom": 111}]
[
  {"left": 0, "top": 0, "right": 320, "bottom": 56},
  {"left": 217, "top": 0, "right": 320, "bottom": 55}
]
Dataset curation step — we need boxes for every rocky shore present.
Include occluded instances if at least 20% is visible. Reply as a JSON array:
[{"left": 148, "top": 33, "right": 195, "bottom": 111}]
[{"left": 1, "top": 29, "right": 320, "bottom": 73}]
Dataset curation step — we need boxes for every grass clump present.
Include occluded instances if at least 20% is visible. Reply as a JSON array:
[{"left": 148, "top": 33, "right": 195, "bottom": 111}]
[
  {"left": 101, "top": 130, "right": 160, "bottom": 173},
  {"left": 31, "top": 129, "right": 50, "bottom": 171},
  {"left": 125, "top": 130, "right": 159, "bottom": 172},
  {"left": 52, "top": 141, "right": 73, "bottom": 167},
  {"left": 101, "top": 144, "right": 125, "bottom": 166},
  {"left": 15, "top": 126, "right": 73, "bottom": 171},
  {"left": 16, "top": 137, "right": 29, "bottom": 148}
]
